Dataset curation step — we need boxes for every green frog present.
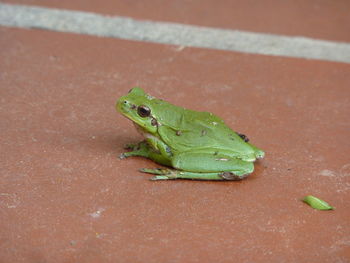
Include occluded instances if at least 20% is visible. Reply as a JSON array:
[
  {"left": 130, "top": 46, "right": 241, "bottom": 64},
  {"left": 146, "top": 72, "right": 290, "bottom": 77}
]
[{"left": 116, "top": 87, "right": 264, "bottom": 180}]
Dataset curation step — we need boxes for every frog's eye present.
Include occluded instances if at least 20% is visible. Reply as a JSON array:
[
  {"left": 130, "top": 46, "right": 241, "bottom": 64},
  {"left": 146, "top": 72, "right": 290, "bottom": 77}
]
[{"left": 137, "top": 105, "right": 151, "bottom": 117}]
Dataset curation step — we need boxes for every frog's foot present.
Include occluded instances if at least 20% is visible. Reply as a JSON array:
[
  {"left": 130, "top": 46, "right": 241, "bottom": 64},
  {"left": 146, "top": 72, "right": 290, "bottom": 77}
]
[
  {"left": 219, "top": 171, "right": 249, "bottom": 180},
  {"left": 140, "top": 168, "right": 172, "bottom": 175},
  {"left": 139, "top": 168, "right": 174, "bottom": 180},
  {"left": 123, "top": 143, "right": 138, "bottom": 150},
  {"left": 119, "top": 141, "right": 151, "bottom": 159},
  {"left": 140, "top": 168, "right": 249, "bottom": 181},
  {"left": 255, "top": 149, "right": 265, "bottom": 159}
]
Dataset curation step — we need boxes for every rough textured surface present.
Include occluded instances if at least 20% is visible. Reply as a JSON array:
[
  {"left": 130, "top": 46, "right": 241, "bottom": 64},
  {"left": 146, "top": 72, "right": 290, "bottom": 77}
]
[
  {"left": 1, "top": 25, "right": 350, "bottom": 263},
  {"left": 2, "top": 0, "right": 350, "bottom": 42},
  {"left": 2, "top": 3, "right": 350, "bottom": 64}
]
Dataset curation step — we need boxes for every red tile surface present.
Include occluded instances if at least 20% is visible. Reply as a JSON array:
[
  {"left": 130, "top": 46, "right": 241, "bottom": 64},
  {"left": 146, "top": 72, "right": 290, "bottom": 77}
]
[
  {"left": 1, "top": 27, "right": 350, "bottom": 262},
  {"left": 2, "top": 0, "right": 350, "bottom": 42}
]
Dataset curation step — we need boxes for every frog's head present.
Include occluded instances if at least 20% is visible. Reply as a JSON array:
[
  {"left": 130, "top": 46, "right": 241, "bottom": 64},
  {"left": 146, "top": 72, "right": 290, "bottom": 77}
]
[{"left": 116, "top": 87, "right": 159, "bottom": 135}]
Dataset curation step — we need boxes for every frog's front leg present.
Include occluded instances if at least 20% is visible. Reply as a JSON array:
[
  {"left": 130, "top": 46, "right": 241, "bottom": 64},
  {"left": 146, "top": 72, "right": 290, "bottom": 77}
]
[
  {"left": 141, "top": 152, "right": 254, "bottom": 181},
  {"left": 120, "top": 140, "right": 171, "bottom": 166},
  {"left": 120, "top": 141, "right": 150, "bottom": 158}
]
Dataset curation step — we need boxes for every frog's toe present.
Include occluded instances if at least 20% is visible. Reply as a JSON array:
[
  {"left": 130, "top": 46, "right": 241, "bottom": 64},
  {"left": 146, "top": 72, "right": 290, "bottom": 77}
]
[
  {"left": 150, "top": 175, "right": 172, "bottom": 180},
  {"left": 119, "top": 151, "right": 138, "bottom": 159},
  {"left": 255, "top": 150, "right": 265, "bottom": 159},
  {"left": 119, "top": 153, "right": 127, "bottom": 159},
  {"left": 123, "top": 143, "right": 137, "bottom": 150},
  {"left": 139, "top": 168, "right": 171, "bottom": 175}
]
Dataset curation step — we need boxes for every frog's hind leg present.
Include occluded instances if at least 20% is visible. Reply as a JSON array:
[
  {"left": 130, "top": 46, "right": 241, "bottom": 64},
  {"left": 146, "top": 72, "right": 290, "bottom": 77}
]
[
  {"left": 173, "top": 152, "right": 254, "bottom": 175},
  {"left": 140, "top": 168, "right": 250, "bottom": 181},
  {"left": 141, "top": 152, "right": 254, "bottom": 181}
]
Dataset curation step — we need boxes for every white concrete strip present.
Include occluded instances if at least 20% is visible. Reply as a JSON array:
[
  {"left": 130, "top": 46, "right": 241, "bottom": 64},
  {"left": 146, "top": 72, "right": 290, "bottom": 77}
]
[{"left": 1, "top": 3, "right": 350, "bottom": 64}]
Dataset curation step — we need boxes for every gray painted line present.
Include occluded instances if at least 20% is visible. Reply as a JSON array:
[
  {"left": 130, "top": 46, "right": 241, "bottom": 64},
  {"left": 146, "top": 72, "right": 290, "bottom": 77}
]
[{"left": 1, "top": 3, "right": 350, "bottom": 64}]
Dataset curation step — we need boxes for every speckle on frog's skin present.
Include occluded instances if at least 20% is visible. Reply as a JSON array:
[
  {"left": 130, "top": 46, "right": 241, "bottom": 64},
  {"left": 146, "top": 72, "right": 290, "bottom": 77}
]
[
  {"left": 146, "top": 95, "right": 155, "bottom": 100},
  {"left": 151, "top": 118, "right": 158, "bottom": 126},
  {"left": 166, "top": 146, "right": 173, "bottom": 156},
  {"left": 228, "top": 134, "right": 235, "bottom": 141},
  {"left": 215, "top": 158, "right": 229, "bottom": 161},
  {"left": 130, "top": 104, "right": 137, "bottom": 109},
  {"left": 176, "top": 130, "right": 182, "bottom": 136},
  {"left": 237, "top": 133, "right": 249, "bottom": 142},
  {"left": 201, "top": 130, "right": 207, "bottom": 137}
]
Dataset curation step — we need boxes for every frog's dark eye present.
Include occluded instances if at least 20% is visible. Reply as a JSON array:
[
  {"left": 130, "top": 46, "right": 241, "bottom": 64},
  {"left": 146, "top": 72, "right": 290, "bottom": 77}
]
[{"left": 137, "top": 105, "right": 151, "bottom": 117}]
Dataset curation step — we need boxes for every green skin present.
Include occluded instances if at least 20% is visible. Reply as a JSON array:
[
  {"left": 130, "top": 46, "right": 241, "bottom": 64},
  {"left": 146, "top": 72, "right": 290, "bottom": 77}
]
[{"left": 116, "top": 87, "right": 264, "bottom": 181}]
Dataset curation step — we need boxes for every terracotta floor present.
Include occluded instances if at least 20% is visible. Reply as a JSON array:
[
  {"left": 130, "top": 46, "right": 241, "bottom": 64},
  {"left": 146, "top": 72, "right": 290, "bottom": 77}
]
[{"left": 1, "top": 2, "right": 350, "bottom": 263}]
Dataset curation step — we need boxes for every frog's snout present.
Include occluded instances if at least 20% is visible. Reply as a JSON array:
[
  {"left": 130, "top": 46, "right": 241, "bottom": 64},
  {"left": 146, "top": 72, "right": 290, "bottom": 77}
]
[
  {"left": 116, "top": 98, "right": 136, "bottom": 115},
  {"left": 116, "top": 98, "right": 127, "bottom": 113}
]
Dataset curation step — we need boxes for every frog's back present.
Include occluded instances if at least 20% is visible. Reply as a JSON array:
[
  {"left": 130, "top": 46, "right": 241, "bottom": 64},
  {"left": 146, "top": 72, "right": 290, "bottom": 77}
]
[{"left": 158, "top": 109, "right": 260, "bottom": 161}]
